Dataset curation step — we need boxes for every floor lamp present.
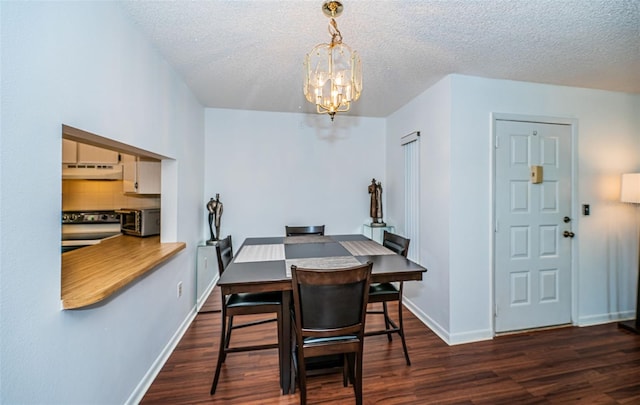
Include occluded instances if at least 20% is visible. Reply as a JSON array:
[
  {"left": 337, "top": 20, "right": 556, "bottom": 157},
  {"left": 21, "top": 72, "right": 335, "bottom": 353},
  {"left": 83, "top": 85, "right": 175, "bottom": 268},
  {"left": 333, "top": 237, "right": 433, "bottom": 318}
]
[{"left": 619, "top": 173, "right": 640, "bottom": 334}]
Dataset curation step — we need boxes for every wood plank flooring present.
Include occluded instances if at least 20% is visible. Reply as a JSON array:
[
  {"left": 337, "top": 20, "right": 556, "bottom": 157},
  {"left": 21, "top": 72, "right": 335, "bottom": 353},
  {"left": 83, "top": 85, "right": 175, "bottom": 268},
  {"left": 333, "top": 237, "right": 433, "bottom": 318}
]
[{"left": 143, "top": 289, "right": 640, "bottom": 404}]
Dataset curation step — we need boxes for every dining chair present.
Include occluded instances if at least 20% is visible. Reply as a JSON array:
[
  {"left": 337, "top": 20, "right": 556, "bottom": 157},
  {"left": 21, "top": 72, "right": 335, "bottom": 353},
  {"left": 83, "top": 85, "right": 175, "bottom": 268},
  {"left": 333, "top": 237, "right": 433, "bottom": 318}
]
[
  {"left": 210, "top": 235, "right": 283, "bottom": 395},
  {"left": 285, "top": 225, "right": 325, "bottom": 236},
  {"left": 365, "top": 230, "right": 412, "bottom": 365},
  {"left": 290, "top": 261, "right": 373, "bottom": 405}
]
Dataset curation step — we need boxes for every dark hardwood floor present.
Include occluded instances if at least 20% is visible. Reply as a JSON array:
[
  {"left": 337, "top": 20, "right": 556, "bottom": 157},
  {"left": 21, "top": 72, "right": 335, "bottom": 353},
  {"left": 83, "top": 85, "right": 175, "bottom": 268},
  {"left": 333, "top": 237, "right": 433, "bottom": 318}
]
[{"left": 143, "top": 288, "right": 640, "bottom": 404}]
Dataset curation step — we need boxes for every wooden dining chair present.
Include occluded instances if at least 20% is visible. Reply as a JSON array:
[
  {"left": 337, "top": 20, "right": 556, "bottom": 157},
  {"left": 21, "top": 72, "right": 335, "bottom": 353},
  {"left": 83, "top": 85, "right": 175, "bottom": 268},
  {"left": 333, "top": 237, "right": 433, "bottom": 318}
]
[
  {"left": 210, "top": 235, "right": 283, "bottom": 395},
  {"left": 365, "top": 231, "right": 412, "bottom": 365},
  {"left": 290, "top": 261, "right": 373, "bottom": 405},
  {"left": 285, "top": 225, "right": 325, "bottom": 236}
]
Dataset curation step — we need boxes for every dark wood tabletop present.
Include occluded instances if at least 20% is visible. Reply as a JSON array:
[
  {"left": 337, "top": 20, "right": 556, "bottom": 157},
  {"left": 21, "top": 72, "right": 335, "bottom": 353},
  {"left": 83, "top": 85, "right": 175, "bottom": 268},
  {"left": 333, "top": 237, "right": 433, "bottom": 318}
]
[
  {"left": 218, "top": 234, "right": 426, "bottom": 292},
  {"left": 216, "top": 233, "right": 427, "bottom": 394}
]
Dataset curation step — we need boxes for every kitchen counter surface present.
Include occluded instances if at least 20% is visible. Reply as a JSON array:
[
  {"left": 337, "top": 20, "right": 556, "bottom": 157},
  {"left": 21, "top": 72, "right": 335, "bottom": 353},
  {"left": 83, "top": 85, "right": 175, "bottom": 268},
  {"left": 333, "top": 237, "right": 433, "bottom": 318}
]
[{"left": 61, "top": 234, "right": 186, "bottom": 309}]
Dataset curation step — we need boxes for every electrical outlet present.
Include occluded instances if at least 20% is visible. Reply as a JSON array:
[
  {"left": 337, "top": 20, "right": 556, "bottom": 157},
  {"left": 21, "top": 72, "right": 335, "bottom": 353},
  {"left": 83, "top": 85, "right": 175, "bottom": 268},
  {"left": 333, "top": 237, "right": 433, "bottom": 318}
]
[{"left": 177, "top": 281, "right": 183, "bottom": 298}]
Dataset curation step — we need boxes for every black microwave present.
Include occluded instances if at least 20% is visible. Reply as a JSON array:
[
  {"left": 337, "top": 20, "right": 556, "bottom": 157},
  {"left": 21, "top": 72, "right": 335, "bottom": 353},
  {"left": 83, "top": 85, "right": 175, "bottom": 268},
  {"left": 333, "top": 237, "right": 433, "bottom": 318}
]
[{"left": 116, "top": 208, "right": 160, "bottom": 237}]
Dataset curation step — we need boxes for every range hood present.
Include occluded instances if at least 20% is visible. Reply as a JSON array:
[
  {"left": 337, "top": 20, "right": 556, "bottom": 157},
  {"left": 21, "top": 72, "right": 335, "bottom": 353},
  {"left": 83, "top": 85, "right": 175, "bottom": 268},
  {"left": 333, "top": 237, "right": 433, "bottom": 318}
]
[{"left": 62, "top": 163, "right": 123, "bottom": 180}]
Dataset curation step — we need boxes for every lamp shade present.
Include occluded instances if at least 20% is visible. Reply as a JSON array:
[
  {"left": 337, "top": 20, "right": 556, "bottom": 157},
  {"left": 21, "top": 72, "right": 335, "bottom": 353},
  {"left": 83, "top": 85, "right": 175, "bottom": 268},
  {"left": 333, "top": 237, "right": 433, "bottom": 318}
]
[{"left": 621, "top": 173, "right": 640, "bottom": 203}]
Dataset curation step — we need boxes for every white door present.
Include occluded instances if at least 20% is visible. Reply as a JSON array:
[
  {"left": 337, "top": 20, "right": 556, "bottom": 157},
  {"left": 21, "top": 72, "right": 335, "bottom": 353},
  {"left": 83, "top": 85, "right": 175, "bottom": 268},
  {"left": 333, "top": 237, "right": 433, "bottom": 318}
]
[{"left": 494, "top": 119, "right": 573, "bottom": 333}]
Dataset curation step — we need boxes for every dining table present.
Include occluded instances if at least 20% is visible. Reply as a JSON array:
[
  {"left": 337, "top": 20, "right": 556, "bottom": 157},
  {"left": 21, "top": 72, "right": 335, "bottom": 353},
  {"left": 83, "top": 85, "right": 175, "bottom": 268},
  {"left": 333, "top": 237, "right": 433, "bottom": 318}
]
[{"left": 216, "top": 233, "right": 428, "bottom": 395}]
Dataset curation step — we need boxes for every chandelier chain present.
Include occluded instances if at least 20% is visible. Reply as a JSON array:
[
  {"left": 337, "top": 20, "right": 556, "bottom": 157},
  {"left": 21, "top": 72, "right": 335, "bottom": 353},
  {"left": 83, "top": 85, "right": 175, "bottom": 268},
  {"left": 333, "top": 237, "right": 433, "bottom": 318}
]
[{"left": 328, "top": 18, "right": 343, "bottom": 47}]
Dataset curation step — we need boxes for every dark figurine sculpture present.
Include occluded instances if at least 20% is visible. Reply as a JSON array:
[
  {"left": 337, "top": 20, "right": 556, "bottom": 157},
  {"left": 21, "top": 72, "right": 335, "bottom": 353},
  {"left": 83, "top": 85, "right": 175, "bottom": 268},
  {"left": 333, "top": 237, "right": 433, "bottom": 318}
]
[
  {"left": 206, "top": 193, "right": 223, "bottom": 244},
  {"left": 368, "top": 178, "right": 386, "bottom": 226}
]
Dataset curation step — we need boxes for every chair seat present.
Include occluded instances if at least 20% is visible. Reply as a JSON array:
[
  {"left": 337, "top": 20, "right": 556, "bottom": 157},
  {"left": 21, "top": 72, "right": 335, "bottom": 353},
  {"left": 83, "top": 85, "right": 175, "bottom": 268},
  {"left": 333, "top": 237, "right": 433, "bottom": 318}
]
[
  {"left": 226, "top": 291, "right": 282, "bottom": 308},
  {"left": 369, "top": 282, "right": 399, "bottom": 296}
]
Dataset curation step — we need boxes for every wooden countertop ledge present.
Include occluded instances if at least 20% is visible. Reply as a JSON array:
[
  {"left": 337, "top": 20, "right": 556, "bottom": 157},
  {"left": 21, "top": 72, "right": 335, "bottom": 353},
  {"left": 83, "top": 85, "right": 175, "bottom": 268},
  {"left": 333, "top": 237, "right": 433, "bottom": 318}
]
[{"left": 62, "top": 234, "right": 186, "bottom": 309}]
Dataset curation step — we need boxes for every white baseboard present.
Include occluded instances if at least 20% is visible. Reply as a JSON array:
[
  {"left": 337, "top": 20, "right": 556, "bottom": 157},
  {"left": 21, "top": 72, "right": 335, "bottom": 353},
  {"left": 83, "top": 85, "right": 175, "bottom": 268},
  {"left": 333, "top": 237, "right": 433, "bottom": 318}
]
[
  {"left": 403, "top": 298, "right": 493, "bottom": 346},
  {"left": 448, "top": 328, "right": 494, "bottom": 345},
  {"left": 125, "top": 307, "right": 198, "bottom": 405},
  {"left": 403, "top": 298, "right": 451, "bottom": 343},
  {"left": 577, "top": 310, "right": 635, "bottom": 327},
  {"left": 405, "top": 297, "right": 633, "bottom": 344},
  {"left": 197, "top": 274, "right": 220, "bottom": 312}
]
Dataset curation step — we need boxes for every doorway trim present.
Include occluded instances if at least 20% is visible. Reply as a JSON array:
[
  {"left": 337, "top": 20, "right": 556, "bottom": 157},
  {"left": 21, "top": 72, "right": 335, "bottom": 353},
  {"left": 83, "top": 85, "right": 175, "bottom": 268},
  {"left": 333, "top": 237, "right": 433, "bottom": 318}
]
[{"left": 490, "top": 113, "right": 579, "bottom": 335}]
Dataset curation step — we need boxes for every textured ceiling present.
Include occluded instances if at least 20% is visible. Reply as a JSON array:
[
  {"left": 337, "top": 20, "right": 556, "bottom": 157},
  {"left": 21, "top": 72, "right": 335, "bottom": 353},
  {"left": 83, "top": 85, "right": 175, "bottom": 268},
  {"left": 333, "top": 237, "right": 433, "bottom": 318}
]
[{"left": 119, "top": 0, "right": 640, "bottom": 118}]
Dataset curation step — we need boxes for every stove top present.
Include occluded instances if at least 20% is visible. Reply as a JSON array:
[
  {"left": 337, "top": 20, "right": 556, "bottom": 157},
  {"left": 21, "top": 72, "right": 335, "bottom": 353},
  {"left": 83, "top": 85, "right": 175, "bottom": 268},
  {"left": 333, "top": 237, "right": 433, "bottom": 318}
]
[
  {"left": 62, "top": 211, "right": 122, "bottom": 253},
  {"left": 62, "top": 210, "right": 120, "bottom": 224}
]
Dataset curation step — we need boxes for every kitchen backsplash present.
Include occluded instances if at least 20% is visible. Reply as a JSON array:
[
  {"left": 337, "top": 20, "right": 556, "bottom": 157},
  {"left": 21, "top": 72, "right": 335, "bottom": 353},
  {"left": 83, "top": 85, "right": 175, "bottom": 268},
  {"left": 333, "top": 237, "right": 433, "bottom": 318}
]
[{"left": 62, "top": 180, "right": 160, "bottom": 211}]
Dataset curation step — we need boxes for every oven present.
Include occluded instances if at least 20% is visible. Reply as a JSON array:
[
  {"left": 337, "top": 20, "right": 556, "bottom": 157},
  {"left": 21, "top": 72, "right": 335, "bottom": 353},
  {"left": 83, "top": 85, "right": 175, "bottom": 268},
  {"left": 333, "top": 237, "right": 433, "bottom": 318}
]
[{"left": 61, "top": 210, "right": 122, "bottom": 253}]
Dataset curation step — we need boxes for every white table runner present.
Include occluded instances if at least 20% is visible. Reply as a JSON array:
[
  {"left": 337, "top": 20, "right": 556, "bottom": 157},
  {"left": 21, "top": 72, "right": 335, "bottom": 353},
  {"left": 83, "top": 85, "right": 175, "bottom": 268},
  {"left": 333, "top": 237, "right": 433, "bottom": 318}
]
[
  {"left": 339, "top": 240, "right": 396, "bottom": 256},
  {"left": 234, "top": 244, "right": 285, "bottom": 263}
]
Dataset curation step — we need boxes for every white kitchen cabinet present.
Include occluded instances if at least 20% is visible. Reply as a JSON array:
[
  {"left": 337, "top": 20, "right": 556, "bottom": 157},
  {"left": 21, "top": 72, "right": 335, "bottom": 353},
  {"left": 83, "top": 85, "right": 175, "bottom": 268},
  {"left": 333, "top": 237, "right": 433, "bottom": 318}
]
[
  {"left": 63, "top": 140, "right": 119, "bottom": 164},
  {"left": 77, "top": 143, "right": 119, "bottom": 164},
  {"left": 62, "top": 139, "right": 77, "bottom": 164},
  {"left": 122, "top": 155, "right": 161, "bottom": 194}
]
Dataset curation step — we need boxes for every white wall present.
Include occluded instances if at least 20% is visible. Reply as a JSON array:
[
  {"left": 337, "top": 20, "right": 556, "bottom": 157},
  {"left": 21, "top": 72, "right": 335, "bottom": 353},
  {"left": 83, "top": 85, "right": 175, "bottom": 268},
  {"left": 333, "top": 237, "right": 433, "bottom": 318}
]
[
  {"left": 387, "top": 73, "right": 640, "bottom": 344},
  {"left": 204, "top": 109, "right": 386, "bottom": 245},
  {"left": 1, "top": 2, "right": 205, "bottom": 404},
  {"left": 386, "top": 77, "right": 453, "bottom": 334}
]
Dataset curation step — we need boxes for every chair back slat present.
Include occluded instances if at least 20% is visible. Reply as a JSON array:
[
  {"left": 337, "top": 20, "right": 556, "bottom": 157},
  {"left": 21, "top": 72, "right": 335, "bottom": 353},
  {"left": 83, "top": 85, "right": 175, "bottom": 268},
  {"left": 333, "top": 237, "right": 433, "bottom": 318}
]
[
  {"left": 299, "top": 282, "right": 366, "bottom": 329},
  {"left": 291, "top": 262, "right": 372, "bottom": 339},
  {"left": 215, "top": 235, "right": 233, "bottom": 274},
  {"left": 382, "top": 231, "right": 410, "bottom": 257},
  {"left": 285, "top": 225, "right": 325, "bottom": 236}
]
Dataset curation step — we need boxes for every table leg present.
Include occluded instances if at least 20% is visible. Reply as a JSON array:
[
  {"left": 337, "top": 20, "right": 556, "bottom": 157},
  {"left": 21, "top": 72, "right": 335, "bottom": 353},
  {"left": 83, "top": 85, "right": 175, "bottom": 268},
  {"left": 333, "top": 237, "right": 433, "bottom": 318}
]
[{"left": 279, "top": 291, "right": 293, "bottom": 394}]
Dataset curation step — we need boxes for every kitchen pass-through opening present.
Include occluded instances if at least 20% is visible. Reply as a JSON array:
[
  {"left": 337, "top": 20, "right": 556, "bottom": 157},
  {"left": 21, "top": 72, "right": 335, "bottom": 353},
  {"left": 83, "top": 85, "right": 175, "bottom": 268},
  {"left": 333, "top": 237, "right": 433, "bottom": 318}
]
[{"left": 61, "top": 124, "right": 175, "bottom": 254}]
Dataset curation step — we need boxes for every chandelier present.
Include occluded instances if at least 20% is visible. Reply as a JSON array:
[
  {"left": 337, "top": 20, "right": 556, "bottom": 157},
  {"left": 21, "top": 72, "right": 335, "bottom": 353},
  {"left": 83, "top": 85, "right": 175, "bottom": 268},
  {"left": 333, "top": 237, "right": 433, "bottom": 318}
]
[{"left": 303, "top": 1, "right": 362, "bottom": 121}]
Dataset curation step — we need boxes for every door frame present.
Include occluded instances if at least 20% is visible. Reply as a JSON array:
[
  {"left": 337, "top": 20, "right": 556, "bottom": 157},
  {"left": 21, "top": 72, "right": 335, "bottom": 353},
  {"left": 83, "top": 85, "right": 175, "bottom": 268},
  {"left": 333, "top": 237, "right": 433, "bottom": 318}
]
[{"left": 490, "top": 113, "right": 579, "bottom": 335}]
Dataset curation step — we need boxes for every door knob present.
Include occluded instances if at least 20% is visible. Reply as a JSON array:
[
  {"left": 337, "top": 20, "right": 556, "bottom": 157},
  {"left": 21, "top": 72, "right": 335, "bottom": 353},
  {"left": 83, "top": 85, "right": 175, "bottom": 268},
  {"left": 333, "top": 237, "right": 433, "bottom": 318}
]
[
  {"left": 563, "top": 231, "right": 575, "bottom": 238},
  {"left": 563, "top": 216, "right": 571, "bottom": 223}
]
